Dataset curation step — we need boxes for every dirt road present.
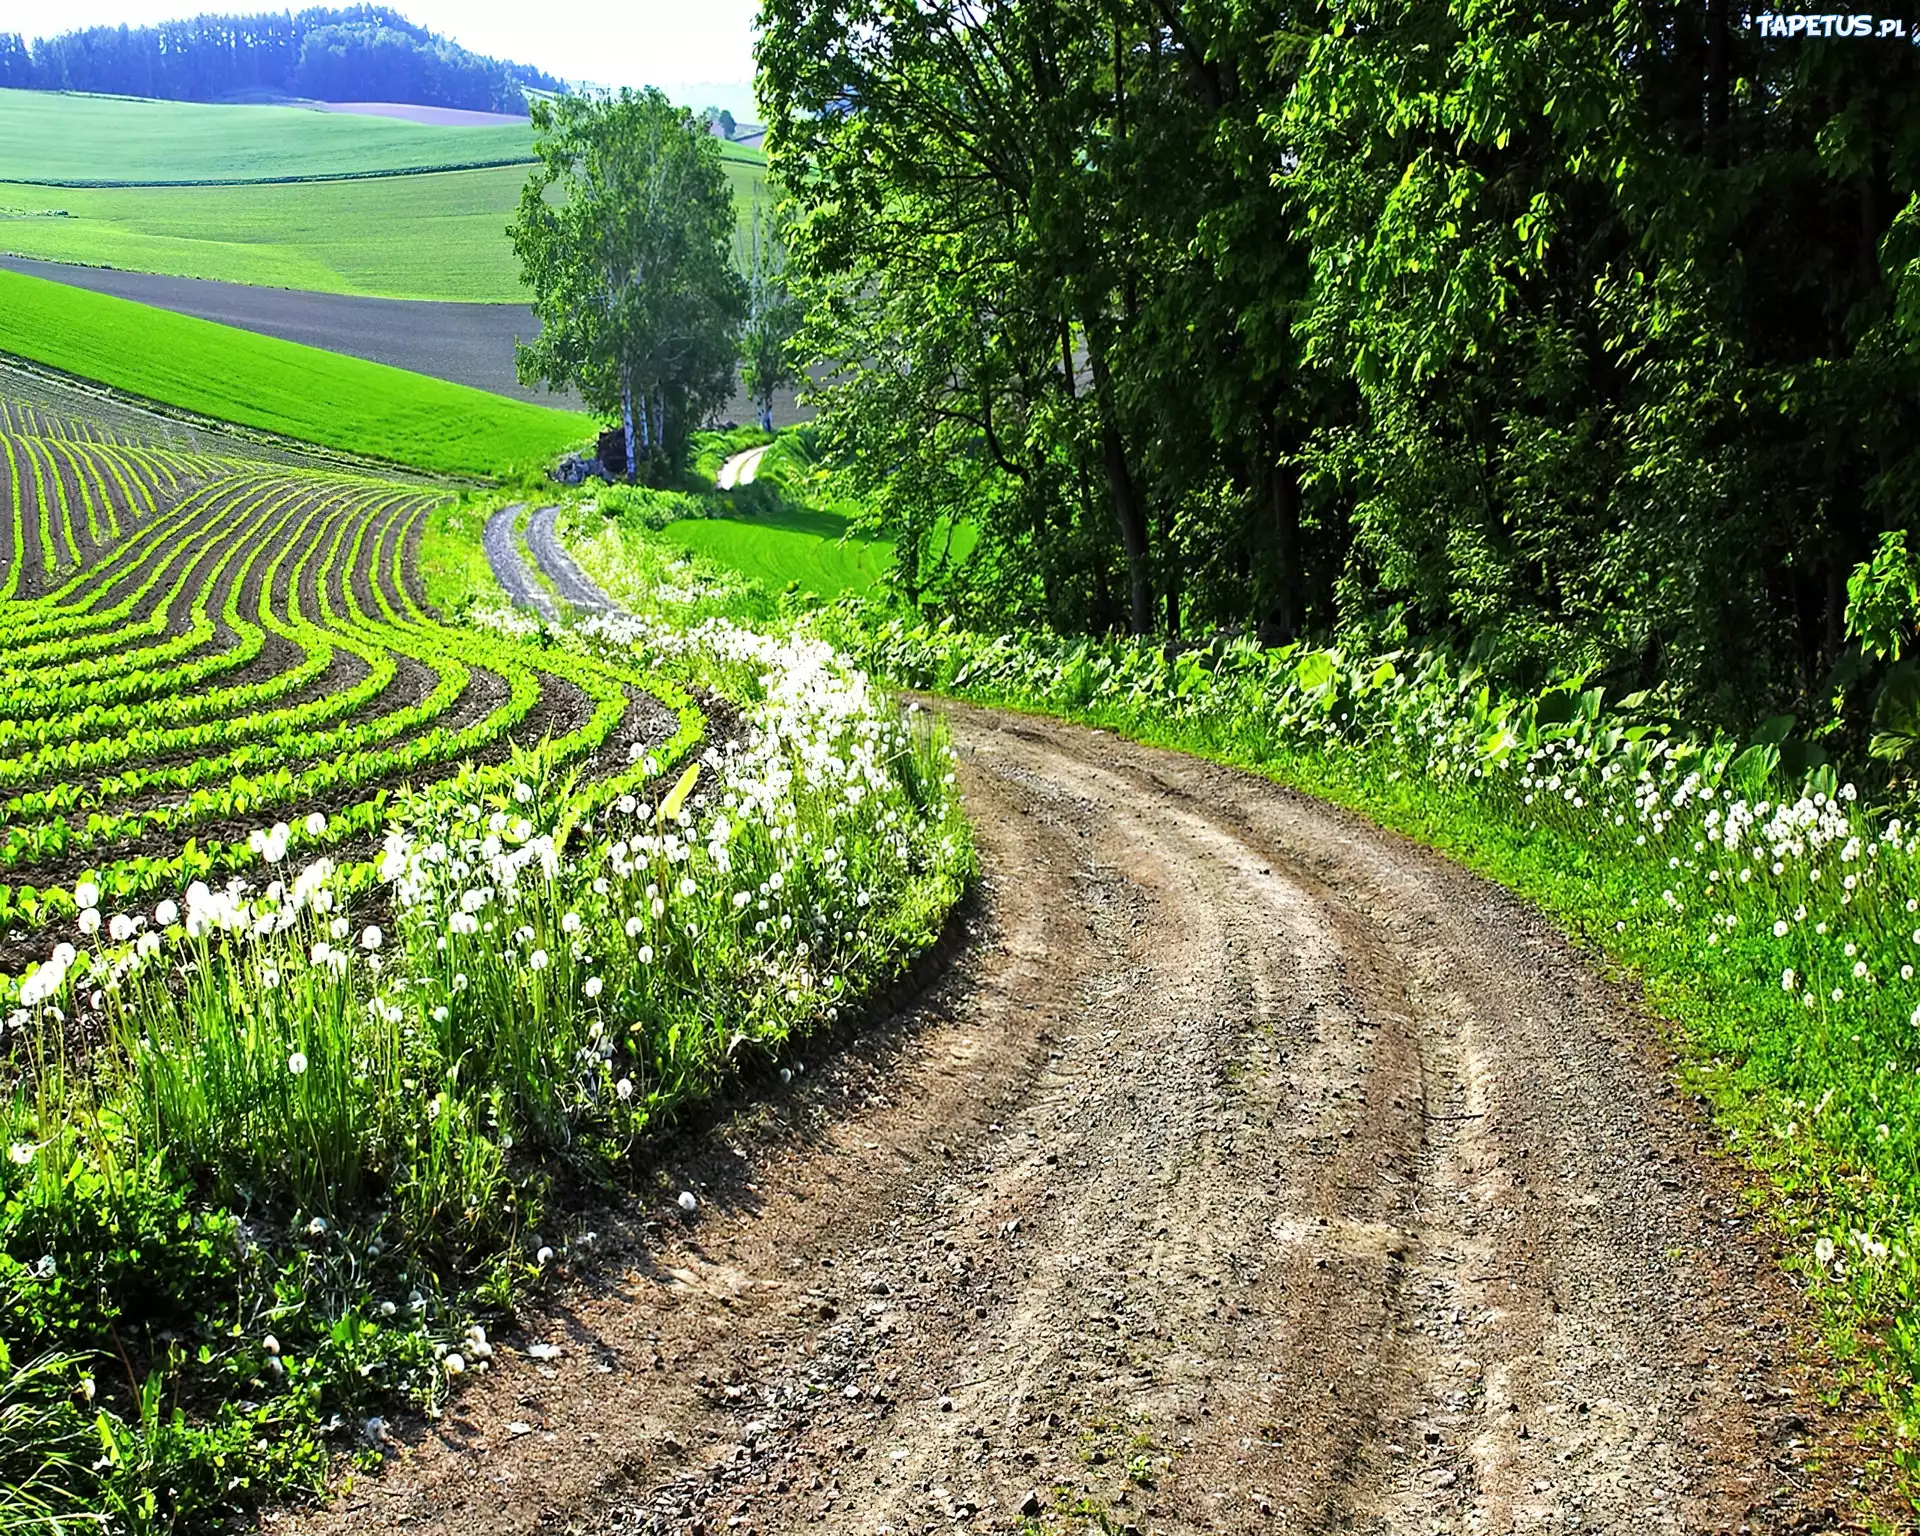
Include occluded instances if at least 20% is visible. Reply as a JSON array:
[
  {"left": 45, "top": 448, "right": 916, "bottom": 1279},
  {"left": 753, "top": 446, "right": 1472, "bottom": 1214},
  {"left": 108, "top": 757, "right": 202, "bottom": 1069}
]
[
  {"left": 290, "top": 688, "right": 1878, "bottom": 1536},
  {"left": 717, "top": 444, "right": 770, "bottom": 490}
]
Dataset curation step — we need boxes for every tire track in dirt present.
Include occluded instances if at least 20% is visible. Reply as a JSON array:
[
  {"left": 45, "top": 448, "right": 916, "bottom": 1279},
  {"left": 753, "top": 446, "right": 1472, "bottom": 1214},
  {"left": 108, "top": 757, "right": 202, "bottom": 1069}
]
[
  {"left": 286, "top": 672, "right": 1885, "bottom": 1535},
  {"left": 525, "top": 504, "right": 616, "bottom": 614},
  {"left": 482, "top": 502, "right": 555, "bottom": 620}
]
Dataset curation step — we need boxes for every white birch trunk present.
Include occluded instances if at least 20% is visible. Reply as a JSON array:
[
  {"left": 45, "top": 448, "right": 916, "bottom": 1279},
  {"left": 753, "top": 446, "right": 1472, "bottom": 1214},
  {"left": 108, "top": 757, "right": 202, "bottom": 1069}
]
[{"left": 621, "top": 365, "right": 637, "bottom": 483}]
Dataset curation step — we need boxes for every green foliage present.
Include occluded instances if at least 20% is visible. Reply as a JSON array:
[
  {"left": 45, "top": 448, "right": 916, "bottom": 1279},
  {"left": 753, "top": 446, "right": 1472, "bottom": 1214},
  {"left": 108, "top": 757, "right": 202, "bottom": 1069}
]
[
  {"left": 589, "top": 431, "right": 896, "bottom": 602},
  {"left": 0, "top": 1338, "right": 96, "bottom": 1531},
  {"left": 759, "top": 0, "right": 1920, "bottom": 739},
  {"left": 511, "top": 89, "right": 746, "bottom": 481},
  {"left": 0, "top": 268, "right": 590, "bottom": 477},
  {"left": 737, "top": 197, "right": 799, "bottom": 432},
  {"left": 760, "top": 0, "right": 1316, "bottom": 638},
  {"left": 621, "top": 501, "right": 893, "bottom": 604},
  {"left": 1850, "top": 533, "right": 1920, "bottom": 664}
]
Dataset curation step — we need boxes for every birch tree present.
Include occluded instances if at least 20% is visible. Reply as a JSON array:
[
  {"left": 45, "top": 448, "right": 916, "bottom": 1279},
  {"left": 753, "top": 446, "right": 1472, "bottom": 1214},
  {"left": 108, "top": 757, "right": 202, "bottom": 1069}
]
[
  {"left": 738, "top": 198, "right": 800, "bottom": 433},
  {"left": 511, "top": 88, "right": 745, "bottom": 480}
]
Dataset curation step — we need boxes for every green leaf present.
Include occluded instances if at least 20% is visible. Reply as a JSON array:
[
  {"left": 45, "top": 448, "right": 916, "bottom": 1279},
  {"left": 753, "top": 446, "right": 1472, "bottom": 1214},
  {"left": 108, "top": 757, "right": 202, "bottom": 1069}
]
[{"left": 659, "top": 761, "right": 702, "bottom": 824}]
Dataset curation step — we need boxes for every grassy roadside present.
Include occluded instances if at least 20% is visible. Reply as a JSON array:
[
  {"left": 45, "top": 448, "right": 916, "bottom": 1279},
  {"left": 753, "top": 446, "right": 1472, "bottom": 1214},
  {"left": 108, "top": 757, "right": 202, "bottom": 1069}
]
[
  {"left": 0, "top": 268, "right": 590, "bottom": 477},
  {"left": 826, "top": 618, "right": 1920, "bottom": 1506},
  {"left": 0, "top": 472, "right": 970, "bottom": 1531}
]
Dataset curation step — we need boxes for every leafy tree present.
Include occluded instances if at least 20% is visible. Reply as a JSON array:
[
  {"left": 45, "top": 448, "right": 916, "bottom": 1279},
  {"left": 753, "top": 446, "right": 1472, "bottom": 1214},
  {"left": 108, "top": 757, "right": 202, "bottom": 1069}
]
[
  {"left": 509, "top": 88, "right": 746, "bottom": 481},
  {"left": 761, "top": 0, "right": 1920, "bottom": 770},
  {"left": 760, "top": 0, "right": 1315, "bottom": 637},
  {"left": 738, "top": 199, "right": 800, "bottom": 432}
]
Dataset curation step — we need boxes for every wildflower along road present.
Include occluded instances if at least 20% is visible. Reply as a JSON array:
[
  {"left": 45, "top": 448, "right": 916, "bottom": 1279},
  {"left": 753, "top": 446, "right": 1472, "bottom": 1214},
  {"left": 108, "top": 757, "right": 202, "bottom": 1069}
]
[{"left": 298, "top": 527, "right": 1876, "bottom": 1534}]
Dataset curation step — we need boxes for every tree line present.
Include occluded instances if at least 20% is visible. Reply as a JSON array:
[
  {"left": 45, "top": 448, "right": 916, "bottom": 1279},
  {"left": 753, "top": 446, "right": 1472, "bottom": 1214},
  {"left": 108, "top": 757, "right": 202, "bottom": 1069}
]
[
  {"left": 756, "top": 0, "right": 1920, "bottom": 746},
  {"left": 0, "top": 7, "right": 559, "bottom": 114}
]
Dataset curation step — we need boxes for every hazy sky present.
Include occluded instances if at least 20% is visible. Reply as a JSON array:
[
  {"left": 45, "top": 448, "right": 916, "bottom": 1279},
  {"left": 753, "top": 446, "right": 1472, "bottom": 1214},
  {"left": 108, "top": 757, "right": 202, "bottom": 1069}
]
[{"left": 20, "top": 1, "right": 764, "bottom": 115}]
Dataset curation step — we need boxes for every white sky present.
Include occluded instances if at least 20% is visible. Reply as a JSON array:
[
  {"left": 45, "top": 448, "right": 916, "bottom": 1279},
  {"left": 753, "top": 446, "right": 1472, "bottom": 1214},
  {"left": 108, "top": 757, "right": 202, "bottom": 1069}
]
[{"left": 13, "top": 2, "right": 764, "bottom": 116}]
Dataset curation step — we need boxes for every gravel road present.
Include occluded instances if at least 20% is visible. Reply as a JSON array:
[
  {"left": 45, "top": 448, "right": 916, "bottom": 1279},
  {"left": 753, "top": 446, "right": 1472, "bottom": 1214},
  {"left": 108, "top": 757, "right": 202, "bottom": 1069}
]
[
  {"left": 717, "top": 444, "right": 770, "bottom": 489},
  {"left": 480, "top": 503, "right": 554, "bottom": 619},
  {"left": 316, "top": 523, "right": 1884, "bottom": 1535},
  {"left": 524, "top": 504, "right": 615, "bottom": 614}
]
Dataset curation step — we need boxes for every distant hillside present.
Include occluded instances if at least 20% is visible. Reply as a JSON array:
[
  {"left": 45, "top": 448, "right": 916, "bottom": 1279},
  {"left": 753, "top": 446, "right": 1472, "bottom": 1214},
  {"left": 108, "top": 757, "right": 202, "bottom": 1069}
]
[{"left": 0, "top": 7, "right": 560, "bottom": 115}]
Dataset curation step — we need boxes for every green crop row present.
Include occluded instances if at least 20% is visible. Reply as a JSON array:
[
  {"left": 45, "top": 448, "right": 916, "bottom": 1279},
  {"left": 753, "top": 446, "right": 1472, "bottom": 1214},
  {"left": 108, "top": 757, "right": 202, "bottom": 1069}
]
[
  {"left": 0, "top": 427, "right": 209, "bottom": 601},
  {"left": 0, "top": 410, "right": 694, "bottom": 937}
]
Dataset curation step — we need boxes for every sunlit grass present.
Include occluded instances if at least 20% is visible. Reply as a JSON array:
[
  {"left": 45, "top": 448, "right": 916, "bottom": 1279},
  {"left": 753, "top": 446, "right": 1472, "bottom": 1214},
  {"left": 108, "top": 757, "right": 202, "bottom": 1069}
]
[{"left": 0, "top": 268, "right": 590, "bottom": 476}]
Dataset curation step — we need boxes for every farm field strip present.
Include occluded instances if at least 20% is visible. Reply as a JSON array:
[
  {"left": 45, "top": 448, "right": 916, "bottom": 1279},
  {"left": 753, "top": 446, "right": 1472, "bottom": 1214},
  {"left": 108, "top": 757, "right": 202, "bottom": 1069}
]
[
  {"left": 0, "top": 425, "right": 213, "bottom": 599},
  {"left": 0, "top": 396, "right": 696, "bottom": 950},
  {"left": 0, "top": 395, "right": 136, "bottom": 442}
]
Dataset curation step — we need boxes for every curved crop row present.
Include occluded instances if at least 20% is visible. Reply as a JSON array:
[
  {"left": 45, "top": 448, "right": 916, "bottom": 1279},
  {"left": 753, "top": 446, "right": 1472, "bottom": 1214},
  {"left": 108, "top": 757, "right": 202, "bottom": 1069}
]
[
  {"left": 0, "top": 424, "right": 216, "bottom": 601},
  {"left": 0, "top": 396, "right": 696, "bottom": 948}
]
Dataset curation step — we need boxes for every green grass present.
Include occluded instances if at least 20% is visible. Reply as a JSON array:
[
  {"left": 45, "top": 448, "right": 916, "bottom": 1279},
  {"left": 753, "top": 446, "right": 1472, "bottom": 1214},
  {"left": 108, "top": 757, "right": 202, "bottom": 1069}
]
[
  {"left": 0, "top": 166, "right": 529, "bottom": 299},
  {"left": 0, "top": 267, "right": 590, "bottom": 476},
  {"left": 0, "top": 90, "right": 770, "bottom": 301},
  {"left": 0, "top": 157, "right": 770, "bottom": 302},
  {"left": 0, "top": 88, "right": 537, "bottom": 184},
  {"left": 631, "top": 429, "right": 980, "bottom": 604},
  {"left": 657, "top": 501, "right": 896, "bottom": 601},
  {"left": 419, "top": 492, "right": 515, "bottom": 611}
]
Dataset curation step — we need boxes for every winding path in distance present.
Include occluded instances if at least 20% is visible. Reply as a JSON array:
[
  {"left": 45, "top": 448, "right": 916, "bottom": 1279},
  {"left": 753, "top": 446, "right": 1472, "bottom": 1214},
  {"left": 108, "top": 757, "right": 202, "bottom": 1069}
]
[
  {"left": 717, "top": 443, "right": 770, "bottom": 489},
  {"left": 292, "top": 519, "right": 1886, "bottom": 1535}
]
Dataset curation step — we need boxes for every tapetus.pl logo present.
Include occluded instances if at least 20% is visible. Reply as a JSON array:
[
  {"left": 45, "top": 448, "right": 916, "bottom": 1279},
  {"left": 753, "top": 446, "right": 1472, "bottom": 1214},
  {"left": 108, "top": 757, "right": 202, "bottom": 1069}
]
[{"left": 1751, "top": 12, "right": 1916, "bottom": 36}]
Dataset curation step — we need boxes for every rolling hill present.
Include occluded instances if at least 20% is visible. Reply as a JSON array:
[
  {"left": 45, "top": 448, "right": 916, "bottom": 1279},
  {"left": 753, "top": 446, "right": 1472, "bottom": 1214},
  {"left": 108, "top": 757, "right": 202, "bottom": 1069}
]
[
  {"left": 0, "top": 266, "right": 590, "bottom": 476},
  {"left": 0, "top": 89, "right": 770, "bottom": 302}
]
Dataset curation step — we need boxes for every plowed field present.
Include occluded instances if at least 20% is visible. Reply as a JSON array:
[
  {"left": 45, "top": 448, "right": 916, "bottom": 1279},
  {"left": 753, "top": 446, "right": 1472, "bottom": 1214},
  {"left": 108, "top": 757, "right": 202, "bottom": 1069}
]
[{"left": 0, "top": 391, "right": 682, "bottom": 966}]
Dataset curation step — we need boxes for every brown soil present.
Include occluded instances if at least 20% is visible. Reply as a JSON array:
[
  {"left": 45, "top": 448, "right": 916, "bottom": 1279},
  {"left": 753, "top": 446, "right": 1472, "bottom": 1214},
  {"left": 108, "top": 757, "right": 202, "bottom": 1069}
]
[{"left": 277, "top": 702, "right": 1899, "bottom": 1536}]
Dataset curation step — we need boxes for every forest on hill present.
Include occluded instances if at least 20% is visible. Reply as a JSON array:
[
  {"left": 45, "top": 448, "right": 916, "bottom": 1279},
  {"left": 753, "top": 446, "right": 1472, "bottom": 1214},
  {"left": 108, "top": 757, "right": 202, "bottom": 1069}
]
[
  {"left": 760, "top": 1, "right": 1920, "bottom": 751},
  {"left": 0, "top": 6, "right": 558, "bottom": 113}
]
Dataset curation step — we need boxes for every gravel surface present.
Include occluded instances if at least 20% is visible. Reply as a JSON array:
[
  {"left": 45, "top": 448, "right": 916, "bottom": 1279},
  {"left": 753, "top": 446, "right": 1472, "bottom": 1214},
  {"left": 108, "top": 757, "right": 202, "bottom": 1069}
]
[
  {"left": 0, "top": 256, "right": 812, "bottom": 425},
  {"left": 525, "top": 505, "right": 615, "bottom": 614},
  {"left": 280, "top": 701, "right": 1893, "bottom": 1536},
  {"left": 293, "top": 527, "right": 1900, "bottom": 1535},
  {"left": 480, "top": 502, "right": 555, "bottom": 619}
]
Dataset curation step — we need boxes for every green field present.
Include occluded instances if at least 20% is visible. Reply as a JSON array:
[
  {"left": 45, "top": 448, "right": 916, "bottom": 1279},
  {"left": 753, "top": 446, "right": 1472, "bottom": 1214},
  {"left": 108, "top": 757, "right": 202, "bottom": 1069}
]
[
  {"left": 0, "top": 268, "right": 590, "bottom": 475},
  {"left": 0, "top": 90, "right": 770, "bottom": 301},
  {"left": 658, "top": 502, "right": 896, "bottom": 600},
  {"left": 0, "top": 88, "right": 537, "bottom": 184},
  {"left": 0, "top": 157, "right": 769, "bottom": 301}
]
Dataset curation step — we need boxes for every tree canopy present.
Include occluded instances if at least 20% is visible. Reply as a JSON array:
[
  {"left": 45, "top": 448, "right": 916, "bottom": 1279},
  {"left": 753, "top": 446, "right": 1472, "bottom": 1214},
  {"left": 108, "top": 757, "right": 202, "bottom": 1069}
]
[
  {"left": 758, "top": 0, "right": 1920, "bottom": 747},
  {"left": 738, "top": 198, "right": 800, "bottom": 434},
  {"left": 510, "top": 88, "right": 745, "bottom": 480}
]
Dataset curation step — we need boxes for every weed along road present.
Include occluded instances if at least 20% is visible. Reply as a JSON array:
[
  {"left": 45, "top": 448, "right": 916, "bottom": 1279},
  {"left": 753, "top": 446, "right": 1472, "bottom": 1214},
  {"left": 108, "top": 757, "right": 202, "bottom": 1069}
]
[{"left": 282, "top": 524, "right": 1862, "bottom": 1536}]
